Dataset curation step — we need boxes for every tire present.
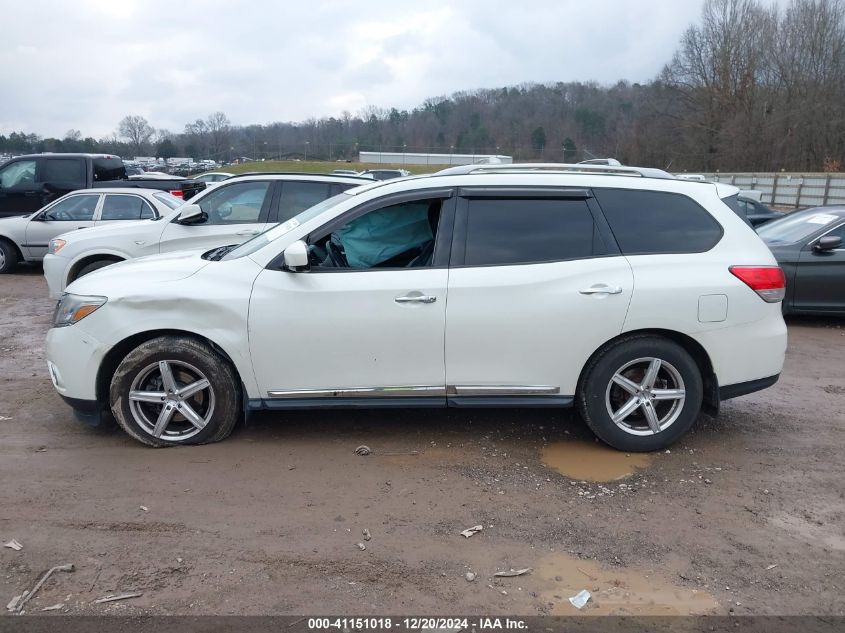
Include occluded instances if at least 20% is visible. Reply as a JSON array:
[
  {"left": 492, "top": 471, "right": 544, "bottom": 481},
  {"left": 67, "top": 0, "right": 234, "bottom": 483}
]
[
  {"left": 76, "top": 258, "right": 119, "bottom": 280},
  {"left": 0, "top": 239, "right": 19, "bottom": 274},
  {"left": 577, "top": 335, "right": 703, "bottom": 452},
  {"left": 109, "top": 336, "right": 241, "bottom": 447}
]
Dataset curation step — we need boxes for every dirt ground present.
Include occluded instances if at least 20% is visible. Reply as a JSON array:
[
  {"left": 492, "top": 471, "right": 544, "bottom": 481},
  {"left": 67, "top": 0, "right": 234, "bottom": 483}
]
[{"left": 1, "top": 265, "right": 843, "bottom": 617}]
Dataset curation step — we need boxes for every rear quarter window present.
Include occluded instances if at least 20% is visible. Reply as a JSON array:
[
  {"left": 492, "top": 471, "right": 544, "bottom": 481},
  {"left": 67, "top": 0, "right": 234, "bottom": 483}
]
[
  {"left": 93, "top": 158, "right": 127, "bottom": 181},
  {"left": 593, "top": 188, "right": 723, "bottom": 255}
]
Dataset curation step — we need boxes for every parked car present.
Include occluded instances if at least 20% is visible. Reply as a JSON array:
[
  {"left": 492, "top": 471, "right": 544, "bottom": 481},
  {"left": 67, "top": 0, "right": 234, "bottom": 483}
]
[
  {"left": 0, "top": 189, "right": 182, "bottom": 273},
  {"left": 43, "top": 173, "right": 367, "bottom": 297},
  {"left": 737, "top": 195, "right": 784, "bottom": 227},
  {"left": 0, "top": 154, "right": 205, "bottom": 218},
  {"left": 192, "top": 172, "right": 234, "bottom": 185},
  {"left": 358, "top": 169, "right": 411, "bottom": 180},
  {"left": 45, "top": 163, "right": 787, "bottom": 451},
  {"left": 756, "top": 206, "right": 845, "bottom": 314}
]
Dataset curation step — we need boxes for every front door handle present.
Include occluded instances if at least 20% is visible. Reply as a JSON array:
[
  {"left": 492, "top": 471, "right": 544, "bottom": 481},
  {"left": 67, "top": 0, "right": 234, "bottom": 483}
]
[
  {"left": 395, "top": 294, "right": 437, "bottom": 304},
  {"left": 236, "top": 229, "right": 260, "bottom": 236},
  {"left": 579, "top": 284, "right": 623, "bottom": 295}
]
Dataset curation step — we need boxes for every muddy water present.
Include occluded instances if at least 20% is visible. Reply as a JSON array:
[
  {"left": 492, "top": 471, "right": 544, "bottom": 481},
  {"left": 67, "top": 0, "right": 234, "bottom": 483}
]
[
  {"left": 537, "top": 554, "right": 719, "bottom": 615},
  {"left": 541, "top": 440, "right": 652, "bottom": 481}
]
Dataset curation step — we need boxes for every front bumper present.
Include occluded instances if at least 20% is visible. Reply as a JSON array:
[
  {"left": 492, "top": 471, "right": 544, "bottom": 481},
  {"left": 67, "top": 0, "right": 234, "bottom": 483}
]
[
  {"left": 43, "top": 254, "right": 69, "bottom": 300},
  {"left": 58, "top": 394, "right": 112, "bottom": 428},
  {"left": 46, "top": 324, "right": 107, "bottom": 402}
]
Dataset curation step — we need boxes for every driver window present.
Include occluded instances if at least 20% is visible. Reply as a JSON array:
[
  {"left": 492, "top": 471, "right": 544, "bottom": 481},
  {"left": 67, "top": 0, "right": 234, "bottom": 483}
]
[
  {"left": 0, "top": 160, "right": 36, "bottom": 188},
  {"left": 196, "top": 181, "right": 270, "bottom": 225},
  {"left": 309, "top": 198, "right": 442, "bottom": 270},
  {"left": 43, "top": 194, "right": 100, "bottom": 221}
]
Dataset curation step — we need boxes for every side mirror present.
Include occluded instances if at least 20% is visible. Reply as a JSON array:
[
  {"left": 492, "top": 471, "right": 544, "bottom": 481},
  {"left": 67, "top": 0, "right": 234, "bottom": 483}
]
[
  {"left": 177, "top": 204, "right": 205, "bottom": 224},
  {"left": 283, "top": 240, "right": 310, "bottom": 271},
  {"left": 814, "top": 235, "right": 842, "bottom": 252}
]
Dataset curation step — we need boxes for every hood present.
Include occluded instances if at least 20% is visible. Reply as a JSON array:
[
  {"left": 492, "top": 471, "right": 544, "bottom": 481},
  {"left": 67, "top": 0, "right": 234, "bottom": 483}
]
[{"left": 65, "top": 250, "right": 210, "bottom": 297}]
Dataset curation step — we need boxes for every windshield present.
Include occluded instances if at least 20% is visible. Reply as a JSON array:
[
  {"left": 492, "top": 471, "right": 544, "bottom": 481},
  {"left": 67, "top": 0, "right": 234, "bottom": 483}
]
[
  {"left": 757, "top": 209, "right": 841, "bottom": 244},
  {"left": 153, "top": 192, "right": 182, "bottom": 210},
  {"left": 222, "top": 192, "right": 353, "bottom": 260}
]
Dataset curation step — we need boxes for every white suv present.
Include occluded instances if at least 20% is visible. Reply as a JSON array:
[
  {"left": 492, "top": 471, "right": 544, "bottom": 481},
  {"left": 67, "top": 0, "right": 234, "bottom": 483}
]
[
  {"left": 42, "top": 173, "right": 368, "bottom": 298},
  {"left": 45, "top": 164, "right": 787, "bottom": 451}
]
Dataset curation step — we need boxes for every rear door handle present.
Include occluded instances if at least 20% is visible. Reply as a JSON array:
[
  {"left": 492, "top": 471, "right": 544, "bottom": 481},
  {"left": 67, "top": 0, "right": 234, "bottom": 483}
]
[
  {"left": 579, "top": 284, "right": 623, "bottom": 295},
  {"left": 236, "top": 229, "right": 260, "bottom": 236},
  {"left": 395, "top": 294, "right": 437, "bottom": 304}
]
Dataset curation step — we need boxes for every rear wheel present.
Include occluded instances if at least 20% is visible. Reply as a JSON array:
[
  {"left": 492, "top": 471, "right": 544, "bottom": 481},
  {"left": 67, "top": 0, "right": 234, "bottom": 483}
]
[
  {"left": 0, "top": 239, "right": 19, "bottom": 274},
  {"left": 110, "top": 336, "right": 240, "bottom": 447},
  {"left": 577, "top": 335, "right": 703, "bottom": 452}
]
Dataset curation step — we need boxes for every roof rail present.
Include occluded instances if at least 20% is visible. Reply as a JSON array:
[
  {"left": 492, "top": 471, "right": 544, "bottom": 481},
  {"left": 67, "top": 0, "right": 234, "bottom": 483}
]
[
  {"left": 230, "top": 171, "right": 372, "bottom": 181},
  {"left": 433, "top": 163, "right": 676, "bottom": 180}
]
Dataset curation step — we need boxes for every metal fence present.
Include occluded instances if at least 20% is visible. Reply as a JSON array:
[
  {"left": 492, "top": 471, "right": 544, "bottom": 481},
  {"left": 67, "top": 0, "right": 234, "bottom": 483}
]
[{"left": 701, "top": 172, "right": 845, "bottom": 208}]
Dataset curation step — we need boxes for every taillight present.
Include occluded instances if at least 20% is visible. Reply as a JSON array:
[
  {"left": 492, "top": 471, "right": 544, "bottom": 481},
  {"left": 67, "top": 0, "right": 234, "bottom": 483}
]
[
  {"left": 729, "top": 266, "right": 786, "bottom": 303},
  {"left": 169, "top": 189, "right": 183, "bottom": 198}
]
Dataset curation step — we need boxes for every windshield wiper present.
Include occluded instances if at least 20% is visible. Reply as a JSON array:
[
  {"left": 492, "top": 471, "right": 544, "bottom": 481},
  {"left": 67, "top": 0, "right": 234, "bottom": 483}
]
[{"left": 202, "top": 244, "right": 238, "bottom": 261}]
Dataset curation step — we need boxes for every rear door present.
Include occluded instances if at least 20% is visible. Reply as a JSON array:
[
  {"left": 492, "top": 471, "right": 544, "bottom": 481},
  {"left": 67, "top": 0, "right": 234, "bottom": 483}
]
[
  {"left": 39, "top": 157, "right": 87, "bottom": 207},
  {"left": 444, "top": 188, "right": 633, "bottom": 402},
  {"left": 23, "top": 193, "right": 101, "bottom": 258},
  {"left": 794, "top": 222, "right": 845, "bottom": 312},
  {"left": 157, "top": 179, "right": 273, "bottom": 254}
]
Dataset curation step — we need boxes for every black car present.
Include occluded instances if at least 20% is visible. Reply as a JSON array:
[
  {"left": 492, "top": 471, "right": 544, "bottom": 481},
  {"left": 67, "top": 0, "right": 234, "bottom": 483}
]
[
  {"left": 737, "top": 195, "right": 785, "bottom": 227},
  {"left": 757, "top": 207, "right": 845, "bottom": 315}
]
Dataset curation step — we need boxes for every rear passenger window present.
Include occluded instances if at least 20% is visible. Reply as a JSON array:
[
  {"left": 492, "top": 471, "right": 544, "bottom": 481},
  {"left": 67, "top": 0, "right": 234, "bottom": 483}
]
[
  {"left": 593, "top": 189, "right": 722, "bottom": 254},
  {"left": 464, "top": 198, "right": 604, "bottom": 266},
  {"left": 101, "top": 195, "right": 154, "bottom": 220},
  {"left": 43, "top": 159, "right": 85, "bottom": 185},
  {"left": 93, "top": 158, "right": 126, "bottom": 181},
  {"left": 278, "top": 182, "right": 331, "bottom": 222}
]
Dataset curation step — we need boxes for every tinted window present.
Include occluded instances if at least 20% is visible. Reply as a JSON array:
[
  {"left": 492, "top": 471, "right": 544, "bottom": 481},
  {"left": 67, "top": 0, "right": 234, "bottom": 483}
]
[
  {"left": 93, "top": 158, "right": 126, "bottom": 181},
  {"left": 594, "top": 189, "right": 722, "bottom": 254},
  {"left": 0, "top": 160, "right": 36, "bottom": 188},
  {"left": 464, "top": 198, "right": 602, "bottom": 266},
  {"left": 43, "top": 194, "right": 100, "bottom": 221},
  {"left": 43, "top": 159, "right": 85, "bottom": 185},
  {"left": 197, "top": 181, "right": 270, "bottom": 225},
  {"left": 278, "top": 181, "right": 331, "bottom": 222},
  {"left": 100, "top": 195, "right": 155, "bottom": 220}
]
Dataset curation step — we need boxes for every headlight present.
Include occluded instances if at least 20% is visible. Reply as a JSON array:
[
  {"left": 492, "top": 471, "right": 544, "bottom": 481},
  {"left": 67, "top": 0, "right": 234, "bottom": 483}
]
[
  {"left": 48, "top": 238, "right": 67, "bottom": 255},
  {"left": 52, "top": 294, "right": 107, "bottom": 328}
]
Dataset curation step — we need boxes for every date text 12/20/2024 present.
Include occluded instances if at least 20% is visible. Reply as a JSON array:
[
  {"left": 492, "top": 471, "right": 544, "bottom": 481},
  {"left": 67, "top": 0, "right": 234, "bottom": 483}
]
[{"left": 307, "top": 618, "right": 528, "bottom": 630}]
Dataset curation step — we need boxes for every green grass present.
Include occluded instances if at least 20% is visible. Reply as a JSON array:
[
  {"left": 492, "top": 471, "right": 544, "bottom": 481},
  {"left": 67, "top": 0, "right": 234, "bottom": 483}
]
[{"left": 219, "top": 160, "right": 442, "bottom": 176}]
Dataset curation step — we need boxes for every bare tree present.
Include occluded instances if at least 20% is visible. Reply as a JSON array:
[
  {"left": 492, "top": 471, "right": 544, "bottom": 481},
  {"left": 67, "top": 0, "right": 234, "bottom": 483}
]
[{"left": 118, "top": 115, "right": 155, "bottom": 156}]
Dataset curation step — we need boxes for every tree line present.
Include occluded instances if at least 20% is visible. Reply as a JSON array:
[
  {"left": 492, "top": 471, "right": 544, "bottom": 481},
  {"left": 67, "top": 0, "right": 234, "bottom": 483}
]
[{"left": 2, "top": 0, "right": 844, "bottom": 172}]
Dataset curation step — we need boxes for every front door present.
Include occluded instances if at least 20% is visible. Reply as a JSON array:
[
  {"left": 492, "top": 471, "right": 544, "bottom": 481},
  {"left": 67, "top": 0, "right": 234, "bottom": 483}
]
[
  {"left": 24, "top": 193, "right": 100, "bottom": 259},
  {"left": 794, "top": 223, "right": 845, "bottom": 312},
  {"left": 248, "top": 193, "right": 454, "bottom": 403},
  {"left": 157, "top": 180, "right": 273, "bottom": 254},
  {"left": 445, "top": 192, "right": 633, "bottom": 400}
]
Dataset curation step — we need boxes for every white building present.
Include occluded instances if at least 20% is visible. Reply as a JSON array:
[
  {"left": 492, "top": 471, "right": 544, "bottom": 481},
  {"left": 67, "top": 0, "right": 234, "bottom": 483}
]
[{"left": 359, "top": 151, "right": 513, "bottom": 166}]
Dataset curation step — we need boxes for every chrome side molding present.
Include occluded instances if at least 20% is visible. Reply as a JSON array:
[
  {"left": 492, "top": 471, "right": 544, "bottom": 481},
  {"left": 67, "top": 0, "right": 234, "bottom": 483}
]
[{"left": 267, "top": 385, "right": 560, "bottom": 398}]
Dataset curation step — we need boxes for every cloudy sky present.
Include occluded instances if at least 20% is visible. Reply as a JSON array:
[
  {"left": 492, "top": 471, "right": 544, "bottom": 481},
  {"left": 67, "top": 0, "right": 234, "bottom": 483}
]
[{"left": 2, "top": 0, "right": 705, "bottom": 139}]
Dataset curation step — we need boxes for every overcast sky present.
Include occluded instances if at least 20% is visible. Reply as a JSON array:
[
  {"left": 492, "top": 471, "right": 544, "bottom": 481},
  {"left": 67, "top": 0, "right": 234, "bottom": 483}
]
[{"left": 1, "top": 0, "right": 707, "bottom": 139}]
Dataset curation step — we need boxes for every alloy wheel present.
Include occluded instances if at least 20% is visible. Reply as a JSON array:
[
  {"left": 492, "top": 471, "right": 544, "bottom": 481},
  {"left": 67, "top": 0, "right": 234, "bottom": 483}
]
[
  {"left": 128, "top": 360, "right": 216, "bottom": 442},
  {"left": 604, "top": 357, "right": 686, "bottom": 436}
]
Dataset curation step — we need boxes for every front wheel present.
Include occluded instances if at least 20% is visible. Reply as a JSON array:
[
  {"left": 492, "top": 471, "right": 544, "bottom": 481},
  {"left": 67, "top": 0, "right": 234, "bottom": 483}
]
[
  {"left": 577, "top": 335, "right": 703, "bottom": 452},
  {"left": 110, "top": 336, "right": 241, "bottom": 447},
  {"left": 0, "top": 239, "right": 19, "bottom": 274}
]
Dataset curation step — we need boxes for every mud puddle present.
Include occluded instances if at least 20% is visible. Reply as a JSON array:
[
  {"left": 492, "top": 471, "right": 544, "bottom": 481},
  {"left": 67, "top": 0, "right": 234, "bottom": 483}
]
[
  {"left": 541, "top": 440, "right": 652, "bottom": 481},
  {"left": 537, "top": 554, "right": 719, "bottom": 615}
]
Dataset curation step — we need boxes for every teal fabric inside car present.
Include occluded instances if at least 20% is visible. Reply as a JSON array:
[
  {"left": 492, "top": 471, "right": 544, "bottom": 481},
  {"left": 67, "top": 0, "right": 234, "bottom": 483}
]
[{"left": 336, "top": 202, "right": 433, "bottom": 268}]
